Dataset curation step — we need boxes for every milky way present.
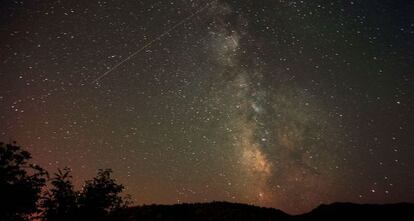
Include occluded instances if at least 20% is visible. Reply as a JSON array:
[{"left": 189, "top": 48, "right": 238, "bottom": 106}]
[
  {"left": 0, "top": 0, "right": 413, "bottom": 214},
  {"left": 200, "top": 1, "right": 345, "bottom": 210}
]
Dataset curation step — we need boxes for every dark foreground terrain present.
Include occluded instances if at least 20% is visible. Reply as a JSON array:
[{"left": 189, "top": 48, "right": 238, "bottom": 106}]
[{"left": 110, "top": 201, "right": 414, "bottom": 221}]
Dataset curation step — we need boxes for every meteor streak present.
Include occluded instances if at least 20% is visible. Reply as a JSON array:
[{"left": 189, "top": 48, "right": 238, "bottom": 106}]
[{"left": 92, "top": 1, "right": 216, "bottom": 83}]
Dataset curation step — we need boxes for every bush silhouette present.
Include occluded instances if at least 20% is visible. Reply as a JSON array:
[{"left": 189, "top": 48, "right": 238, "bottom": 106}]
[
  {"left": 78, "top": 169, "right": 128, "bottom": 221},
  {"left": 0, "top": 142, "right": 47, "bottom": 221},
  {"left": 42, "top": 168, "right": 130, "bottom": 221},
  {"left": 42, "top": 167, "right": 77, "bottom": 221}
]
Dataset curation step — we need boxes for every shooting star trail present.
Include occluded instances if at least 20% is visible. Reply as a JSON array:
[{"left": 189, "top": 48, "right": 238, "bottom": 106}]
[{"left": 92, "top": 1, "right": 216, "bottom": 83}]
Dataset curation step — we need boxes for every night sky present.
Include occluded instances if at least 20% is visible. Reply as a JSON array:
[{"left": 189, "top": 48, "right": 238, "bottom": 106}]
[{"left": 1, "top": 0, "right": 413, "bottom": 214}]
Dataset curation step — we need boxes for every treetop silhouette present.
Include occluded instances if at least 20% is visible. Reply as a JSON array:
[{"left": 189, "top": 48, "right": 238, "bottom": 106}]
[
  {"left": 0, "top": 142, "right": 47, "bottom": 221},
  {"left": 0, "top": 141, "right": 130, "bottom": 221}
]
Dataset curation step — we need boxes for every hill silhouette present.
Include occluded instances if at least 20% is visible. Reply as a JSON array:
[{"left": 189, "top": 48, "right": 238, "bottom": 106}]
[
  {"left": 299, "top": 202, "right": 414, "bottom": 220},
  {"left": 110, "top": 202, "right": 290, "bottom": 221},
  {"left": 110, "top": 201, "right": 414, "bottom": 221}
]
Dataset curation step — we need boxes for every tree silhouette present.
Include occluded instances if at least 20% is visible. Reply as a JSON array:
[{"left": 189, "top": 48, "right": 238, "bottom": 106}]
[
  {"left": 0, "top": 142, "right": 130, "bottom": 221},
  {"left": 42, "top": 167, "right": 77, "bottom": 221},
  {"left": 42, "top": 168, "right": 130, "bottom": 221},
  {"left": 0, "top": 142, "right": 47, "bottom": 221},
  {"left": 78, "top": 169, "right": 129, "bottom": 221}
]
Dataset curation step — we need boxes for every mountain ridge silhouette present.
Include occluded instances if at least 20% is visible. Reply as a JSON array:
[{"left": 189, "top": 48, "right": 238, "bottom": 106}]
[{"left": 109, "top": 201, "right": 414, "bottom": 221}]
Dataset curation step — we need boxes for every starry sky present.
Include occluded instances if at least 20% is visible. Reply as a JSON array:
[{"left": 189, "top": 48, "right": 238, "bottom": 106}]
[{"left": 1, "top": 0, "right": 413, "bottom": 214}]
